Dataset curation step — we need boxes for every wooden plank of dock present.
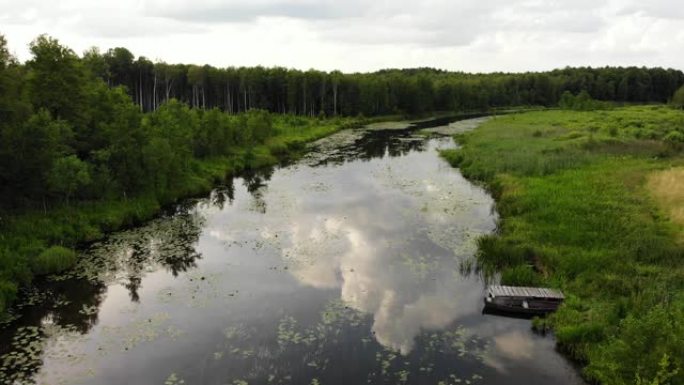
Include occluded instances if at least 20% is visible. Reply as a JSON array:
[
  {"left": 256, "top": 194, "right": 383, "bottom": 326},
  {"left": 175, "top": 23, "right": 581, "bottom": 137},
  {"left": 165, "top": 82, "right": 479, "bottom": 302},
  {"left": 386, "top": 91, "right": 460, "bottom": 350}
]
[{"left": 488, "top": 285, "right": 564, "bottom": 299}]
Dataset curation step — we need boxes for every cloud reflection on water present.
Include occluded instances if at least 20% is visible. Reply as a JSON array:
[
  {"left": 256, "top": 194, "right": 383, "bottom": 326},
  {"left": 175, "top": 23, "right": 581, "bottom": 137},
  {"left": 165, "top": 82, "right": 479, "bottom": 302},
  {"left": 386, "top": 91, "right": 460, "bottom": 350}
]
[{"left": 237, "top": 136, "right": 498, "bottom": 354}]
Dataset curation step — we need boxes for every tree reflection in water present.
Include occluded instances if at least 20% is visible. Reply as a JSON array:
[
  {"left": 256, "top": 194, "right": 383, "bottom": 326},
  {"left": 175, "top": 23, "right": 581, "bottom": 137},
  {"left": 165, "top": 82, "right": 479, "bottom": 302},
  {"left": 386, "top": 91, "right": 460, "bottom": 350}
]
[{"left": 0, "top": 207, "right": 208, "bottom": 383}]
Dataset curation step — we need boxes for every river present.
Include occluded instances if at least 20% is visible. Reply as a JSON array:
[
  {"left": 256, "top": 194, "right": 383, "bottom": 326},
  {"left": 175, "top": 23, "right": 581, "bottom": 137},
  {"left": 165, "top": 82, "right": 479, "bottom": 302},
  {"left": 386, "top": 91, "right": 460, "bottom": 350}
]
[{"left": 0, "top": 117, "right": 584, "bottom": 385}]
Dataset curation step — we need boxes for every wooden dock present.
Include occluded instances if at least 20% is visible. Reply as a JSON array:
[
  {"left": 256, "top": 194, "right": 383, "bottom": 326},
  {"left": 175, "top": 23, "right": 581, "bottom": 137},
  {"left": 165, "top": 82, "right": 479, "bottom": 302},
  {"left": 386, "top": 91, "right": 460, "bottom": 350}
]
[
  {"left": 487, "top": 285, "right": 565, "bottom": 300},
  {"left": 484, "top": 285, "right": 565, "bottom": 315}
]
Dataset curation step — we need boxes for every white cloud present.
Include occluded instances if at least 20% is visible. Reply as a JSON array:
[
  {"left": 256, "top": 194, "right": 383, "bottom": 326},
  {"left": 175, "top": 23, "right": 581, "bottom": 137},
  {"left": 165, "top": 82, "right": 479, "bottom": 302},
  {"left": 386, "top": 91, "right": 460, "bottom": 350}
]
[{"left": 0, "top": 0, "right": 682, "bottom": 72}]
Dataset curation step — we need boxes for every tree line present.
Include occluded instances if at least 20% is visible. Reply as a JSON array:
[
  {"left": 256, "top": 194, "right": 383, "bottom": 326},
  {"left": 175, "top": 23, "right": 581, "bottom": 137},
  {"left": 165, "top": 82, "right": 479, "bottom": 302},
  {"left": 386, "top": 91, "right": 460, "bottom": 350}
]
[
  {"left": 87, "top": 47, "right": 684, "bottom": 116},
  {"left": 1, "top": 33, "right": 684, "bottom": 212}
]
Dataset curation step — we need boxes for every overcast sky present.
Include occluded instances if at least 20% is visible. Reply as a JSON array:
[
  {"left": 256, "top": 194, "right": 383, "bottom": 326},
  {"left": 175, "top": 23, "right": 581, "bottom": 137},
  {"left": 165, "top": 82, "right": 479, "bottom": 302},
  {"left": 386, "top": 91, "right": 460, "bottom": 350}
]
[{"left": 1, "top": 0, "right": 683, "bottom": 73}]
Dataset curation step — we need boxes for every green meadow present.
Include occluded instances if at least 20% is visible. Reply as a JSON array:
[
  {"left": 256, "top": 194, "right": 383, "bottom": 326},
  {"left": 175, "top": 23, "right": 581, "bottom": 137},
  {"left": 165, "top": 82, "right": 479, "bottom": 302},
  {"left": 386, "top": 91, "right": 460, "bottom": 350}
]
[{"left": 441, "top": 106, "right": 684, "bottom": 385}]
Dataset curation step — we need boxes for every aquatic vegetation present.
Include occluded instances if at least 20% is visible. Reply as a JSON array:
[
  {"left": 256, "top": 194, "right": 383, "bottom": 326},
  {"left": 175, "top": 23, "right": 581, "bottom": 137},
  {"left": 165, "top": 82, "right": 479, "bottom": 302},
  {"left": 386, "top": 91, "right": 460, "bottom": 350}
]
[
  {"left": 400, "top": 252, "right": 439, "bottom": 280},
  {"left": 165, "top": 372, "right": 186, "bottom": 385},
  {"left": 215, "top": 295, "right": 492, "bottom": 384},
  {"left": 0, "top": 322, "right": 90, "bottom": 384},
  {"left": 78, "top": 304, "right": 98, "bottom": 316},
  {"left": 0, "top": 326, "right": 44, "bottom": 383},
  {"left": 48, "top": 211, "right": 204, "bottom": 287},
  {"left": 421, "top": 117, "right": 491, "bottom": 136},
  {"left": 277, "top": 316, "right": 305, "bottom": 347},
  {"left": 365, "top": 121, "right": 414, "bottom": 131}
]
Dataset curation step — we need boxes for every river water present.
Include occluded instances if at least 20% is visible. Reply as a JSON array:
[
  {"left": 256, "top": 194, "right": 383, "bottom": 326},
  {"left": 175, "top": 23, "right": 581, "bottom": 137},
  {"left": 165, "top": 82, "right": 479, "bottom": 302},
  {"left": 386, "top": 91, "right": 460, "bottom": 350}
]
[{"left": 0, "top": 118, "right": 584, "bottom": 385}]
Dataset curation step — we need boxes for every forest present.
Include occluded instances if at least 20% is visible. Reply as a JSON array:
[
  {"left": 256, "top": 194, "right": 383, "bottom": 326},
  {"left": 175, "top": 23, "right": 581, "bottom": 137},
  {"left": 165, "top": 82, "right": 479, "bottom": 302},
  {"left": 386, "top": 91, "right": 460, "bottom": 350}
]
[
  {"left": 86, "top": 46, "right": 684, "bottom": 116},
  {"left": 1, "top": 33, "right": 684, "bottom": 317}
]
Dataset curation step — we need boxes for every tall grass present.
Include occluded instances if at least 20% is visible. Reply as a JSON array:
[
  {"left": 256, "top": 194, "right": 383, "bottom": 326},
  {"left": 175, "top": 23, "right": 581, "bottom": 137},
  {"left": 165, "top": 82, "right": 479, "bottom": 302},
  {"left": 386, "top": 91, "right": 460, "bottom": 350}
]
[{"left": 443, "top": 106, "right": 684, "bottom": 385}]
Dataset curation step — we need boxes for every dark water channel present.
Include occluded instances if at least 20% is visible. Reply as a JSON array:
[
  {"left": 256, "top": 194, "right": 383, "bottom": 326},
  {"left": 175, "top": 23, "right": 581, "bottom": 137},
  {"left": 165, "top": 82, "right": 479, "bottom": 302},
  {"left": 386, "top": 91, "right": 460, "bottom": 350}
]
[{"left": 0, "top": 118, "right": 584, "bottom": 385}]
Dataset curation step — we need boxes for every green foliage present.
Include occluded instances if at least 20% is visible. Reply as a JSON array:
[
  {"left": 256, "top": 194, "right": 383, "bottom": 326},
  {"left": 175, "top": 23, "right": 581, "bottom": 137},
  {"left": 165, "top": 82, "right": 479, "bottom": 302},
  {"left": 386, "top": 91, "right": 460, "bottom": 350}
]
[
  {"left": 93, "top": 86, "right": 147, "bottom": 195},
  {"left": 635, "top": 354, "right": 680, "bottom": 385},
  {"left": 664, "top": 131, "right": 684, "bottom": 151},
  {"left": 246, "top": 109, "right": 274, "bottom": 143},
  {"left": 559, "top": 90, "right": 610, "bottom": 111},
  {"left": 194, "top": 108, "right": 234, "bottom": 157},
  {"left": 500, "top": 265, "right": 542, "bottom": 286},
  {"left": 671, "top": 85, "right": 684, "bottom": 109},
  {"left": 586, "top": 305, "right": 683, "bottom": 385},
  {"left": 444, "top": 107, "right": 684, "bottom": 384},
  {"left": 32, "top": 246, "right": 77, "bottom": 275},
  {"left": 47, "top": 155, "right": 91, "bottom": 204},
  {"left": 1, "top": 109, "right": 73, "bottom": 202},
  {"left": 0, "top": 277, "right": 18, "bottom": 319},
  {"left": 27, "top": 35, "right": 88, "bottom": 128},
  {"left": 438, "top": 149, "right": 464, "bottom": 167}
]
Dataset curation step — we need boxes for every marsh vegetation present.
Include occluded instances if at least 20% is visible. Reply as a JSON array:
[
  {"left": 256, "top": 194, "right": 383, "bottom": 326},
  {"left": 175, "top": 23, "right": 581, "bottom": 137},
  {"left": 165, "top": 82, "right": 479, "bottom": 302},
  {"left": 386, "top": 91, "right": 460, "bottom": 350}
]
[{"left": 441, "top": 106, "right": 684, "bottom": 385}]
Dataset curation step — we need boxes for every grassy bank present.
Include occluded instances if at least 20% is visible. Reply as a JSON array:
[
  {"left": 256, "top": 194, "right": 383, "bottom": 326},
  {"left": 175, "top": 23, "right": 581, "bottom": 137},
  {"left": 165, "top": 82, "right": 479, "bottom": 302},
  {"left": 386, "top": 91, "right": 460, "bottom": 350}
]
[
  {"left": 441, "top": 106, "right": 684, "bottom": 385},
  {"left": 0, "top": 115, "right": 362, "bottom": 318}
]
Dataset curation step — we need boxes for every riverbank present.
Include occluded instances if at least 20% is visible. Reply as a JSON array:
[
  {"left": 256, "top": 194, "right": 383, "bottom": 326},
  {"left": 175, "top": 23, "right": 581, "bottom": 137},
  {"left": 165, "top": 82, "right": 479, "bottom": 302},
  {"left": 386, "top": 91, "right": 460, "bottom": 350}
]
[
  {"left": 440, "top": 106, "right": 684, "bottom": 385},
  {"left": 0, "top": 115, "right": 372, "bottom": 319}
]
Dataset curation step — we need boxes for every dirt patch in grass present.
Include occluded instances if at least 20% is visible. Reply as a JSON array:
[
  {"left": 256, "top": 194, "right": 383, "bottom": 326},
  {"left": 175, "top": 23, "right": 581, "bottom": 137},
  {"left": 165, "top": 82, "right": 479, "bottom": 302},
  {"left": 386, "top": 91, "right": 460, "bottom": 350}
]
[{"left": 648, "top": 167, "right": 684, "bottom": 243}]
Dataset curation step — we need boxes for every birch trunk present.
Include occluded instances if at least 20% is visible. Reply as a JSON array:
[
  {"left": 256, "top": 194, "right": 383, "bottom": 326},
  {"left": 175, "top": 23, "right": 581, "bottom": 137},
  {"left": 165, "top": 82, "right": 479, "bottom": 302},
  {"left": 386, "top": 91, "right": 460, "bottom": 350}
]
[
  {"left": 153, "top": 72, "right": 157, "bottom": 110},
  {"left": 138, "top": 70, "right": 143, "bottom": 112}
]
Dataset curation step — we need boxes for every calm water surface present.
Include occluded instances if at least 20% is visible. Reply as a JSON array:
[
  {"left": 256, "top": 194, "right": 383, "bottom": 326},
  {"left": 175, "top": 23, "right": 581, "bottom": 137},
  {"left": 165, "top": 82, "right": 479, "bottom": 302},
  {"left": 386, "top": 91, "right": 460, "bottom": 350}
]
[{"left": 0, "top": 119, "right": 584, "bottom": 385}]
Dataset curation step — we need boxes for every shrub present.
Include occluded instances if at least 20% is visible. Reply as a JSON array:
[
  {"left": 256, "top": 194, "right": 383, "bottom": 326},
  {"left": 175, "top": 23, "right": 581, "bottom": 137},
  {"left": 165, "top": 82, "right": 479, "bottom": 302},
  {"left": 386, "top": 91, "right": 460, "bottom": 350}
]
[
  {"left": 671, "top": 85, "right": 684, "bottom": 109},
  {"left": 500, "top": 264, "right": 542, "bottom": 286},
  {"left": 559, "top": 90, "right": 607, "bottom": 111},
  {"left": 32, "top": 246, "right": 77, "bottom": 275},
  {"left": 439, "top": 149, "right": 464, "bottom": 166},
  {"left": 557, "top": 130, "right": 584, "bottom": 140},
  {"left": 585, "top": 305, "right": 684, "bottom": 385},
  {"left": 0, "top": 279, "right": 18, "bottom": 316},
  {"left": 266, "top": 138, "right": 288, "bottom": 156},
  {"left": 664, "top": 130, "right": 684, "bottom": 150}
]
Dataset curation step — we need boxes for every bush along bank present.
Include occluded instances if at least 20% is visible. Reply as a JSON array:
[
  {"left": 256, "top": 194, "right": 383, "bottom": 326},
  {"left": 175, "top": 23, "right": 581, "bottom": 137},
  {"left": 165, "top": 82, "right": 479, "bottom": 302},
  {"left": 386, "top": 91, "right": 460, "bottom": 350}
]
[{"left": 441, "top": 106, "right": 684, "bottom": 385}]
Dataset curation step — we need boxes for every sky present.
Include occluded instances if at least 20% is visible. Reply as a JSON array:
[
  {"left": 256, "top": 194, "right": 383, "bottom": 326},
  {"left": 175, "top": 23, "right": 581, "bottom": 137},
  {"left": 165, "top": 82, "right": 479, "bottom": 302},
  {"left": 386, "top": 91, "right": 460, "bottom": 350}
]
[{"left": 1, "top": 0, "right": 683, "bottom": 73}]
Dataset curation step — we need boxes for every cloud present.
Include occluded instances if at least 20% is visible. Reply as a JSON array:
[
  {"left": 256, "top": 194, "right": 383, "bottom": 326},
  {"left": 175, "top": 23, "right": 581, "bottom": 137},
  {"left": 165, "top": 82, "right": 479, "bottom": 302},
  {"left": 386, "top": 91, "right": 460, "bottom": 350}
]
[
  {"left": 0, "top": 0, "right": 204, "bottom": 44},
  {"left": 1, "top": 0, "right": 683, "bottom": 72},
  {"left": 618, "top": 0, "right": 684, "bottom": 20},
  {"left": 73, "top": 15, "right": 205, "bottom": 39},
  {"left": 144, "top": 0, "right": 366, "bottom": 22}
]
